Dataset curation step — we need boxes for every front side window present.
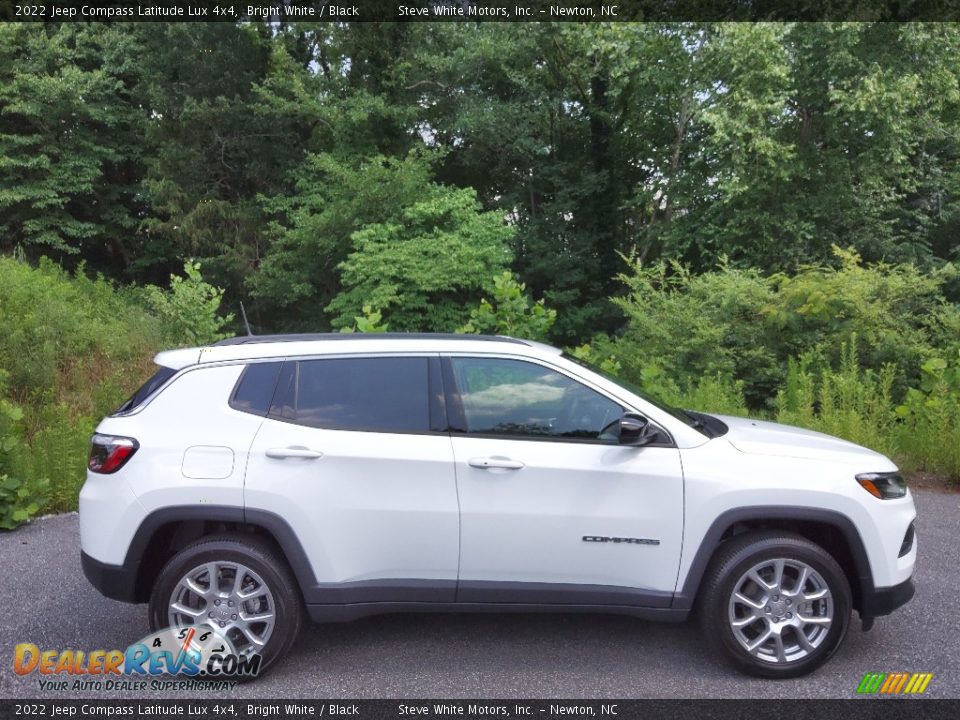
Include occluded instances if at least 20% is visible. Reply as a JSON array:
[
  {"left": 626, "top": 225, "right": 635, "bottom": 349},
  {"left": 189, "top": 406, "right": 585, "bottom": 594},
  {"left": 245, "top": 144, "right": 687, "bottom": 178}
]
[
  {"left": 562, "top": 351, "right": 710, "bottom": 435},
  {"left": 271, "top": 357, "right": 430, "bottom": 433},
  {"left": 450, "top": 357, "right": 623, "bottom": 441}
]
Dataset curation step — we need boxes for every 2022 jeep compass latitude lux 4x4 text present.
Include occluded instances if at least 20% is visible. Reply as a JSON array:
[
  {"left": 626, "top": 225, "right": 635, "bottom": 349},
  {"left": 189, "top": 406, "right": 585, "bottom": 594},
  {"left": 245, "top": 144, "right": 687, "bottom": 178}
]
[{"left": 80, "top": 333, "right": 916, "bottom": 678}]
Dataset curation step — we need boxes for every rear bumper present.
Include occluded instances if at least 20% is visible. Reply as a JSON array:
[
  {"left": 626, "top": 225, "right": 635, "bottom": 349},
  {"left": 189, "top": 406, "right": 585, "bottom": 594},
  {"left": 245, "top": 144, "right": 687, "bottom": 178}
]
[
  {"left": 81, "top": 551, "right": 140, "bottom": 603},
  {"left": 860, "top": 576, "right": 915, "bottom": 618}
]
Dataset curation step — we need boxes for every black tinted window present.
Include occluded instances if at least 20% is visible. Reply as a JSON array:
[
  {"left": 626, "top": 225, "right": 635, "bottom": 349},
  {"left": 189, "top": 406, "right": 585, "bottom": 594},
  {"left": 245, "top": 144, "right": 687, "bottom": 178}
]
[
  {"left": 114, "top": 365, "right": 177, "bottom": 414},
  {"left": 230, "top": 362, "right": 283, "bottom": 416},
  {"left": 451, "top": 358, "right": 622, "bottom": 441},
  {"left": 277, "top": 357, "right": 430, "bottom": 433}
]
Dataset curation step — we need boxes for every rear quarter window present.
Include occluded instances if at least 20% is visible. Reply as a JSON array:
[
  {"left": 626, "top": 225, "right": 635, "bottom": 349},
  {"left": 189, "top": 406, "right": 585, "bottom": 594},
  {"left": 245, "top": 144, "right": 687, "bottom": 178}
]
[
  {"left": 229, "top": 362, "right": 283, "bottom": 416},
  {"left": 113, "top": 365, "right": 177, "bottom": 415}
]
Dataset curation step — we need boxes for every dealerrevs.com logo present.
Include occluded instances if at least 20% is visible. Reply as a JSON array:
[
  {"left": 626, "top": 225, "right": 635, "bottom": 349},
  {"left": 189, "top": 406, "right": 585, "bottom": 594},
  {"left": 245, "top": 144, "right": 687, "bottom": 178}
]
[
  {"left": 13, "top": 627, "right": 260, "bottom": 691},
  {"left": 856, "top": 672, "right": 934, "bottom": 695}
]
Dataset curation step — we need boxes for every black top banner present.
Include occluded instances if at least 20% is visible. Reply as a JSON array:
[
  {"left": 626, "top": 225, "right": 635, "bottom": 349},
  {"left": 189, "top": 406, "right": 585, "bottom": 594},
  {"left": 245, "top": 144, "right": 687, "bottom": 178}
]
[
  {"left": 1, "top": 700, "right": 960, "bottom": 720},
  {"left": 3, "top": 0, "right": 960, "bottom": 22}
]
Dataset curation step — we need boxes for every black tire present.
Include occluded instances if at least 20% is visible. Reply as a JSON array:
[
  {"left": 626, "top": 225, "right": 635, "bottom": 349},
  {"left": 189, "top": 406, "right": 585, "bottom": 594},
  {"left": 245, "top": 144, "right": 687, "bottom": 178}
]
[
  {"left": 148, "top": 534, "right": 304, "bottom": 677},
  {"left": 698, "top": 531, "right": 851, "bottom": 678}
]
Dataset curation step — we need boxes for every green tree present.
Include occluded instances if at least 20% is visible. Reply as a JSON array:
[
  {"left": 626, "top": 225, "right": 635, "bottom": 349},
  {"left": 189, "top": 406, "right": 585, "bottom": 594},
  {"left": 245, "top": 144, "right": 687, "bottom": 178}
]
[
  {"left": 398, "top": 24, "right": 633, "bottom": 341},
  {"left": 654, "top": 23, "right": 960, "bottom": 270},
  {"left": 3, "top": 21, "right": 960, "bottom": 344},
  {"left": 0, "top": 25, "right": 147, "bottom": 271},
  {"left": 136, "top": 23, "right": 302, "bottom": 291},
  {"left": 250, "top": 151, "right": 440, "bottom": 330},
  {"left": 328, "top": 187, "right": 513, "bottom": 332}
]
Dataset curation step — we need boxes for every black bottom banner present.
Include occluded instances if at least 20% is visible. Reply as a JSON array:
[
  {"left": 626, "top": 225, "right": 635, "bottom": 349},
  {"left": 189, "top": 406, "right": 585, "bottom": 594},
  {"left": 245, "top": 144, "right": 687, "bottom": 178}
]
[{"left": 1, "top": 700, "right": 958, "bottom": 720}]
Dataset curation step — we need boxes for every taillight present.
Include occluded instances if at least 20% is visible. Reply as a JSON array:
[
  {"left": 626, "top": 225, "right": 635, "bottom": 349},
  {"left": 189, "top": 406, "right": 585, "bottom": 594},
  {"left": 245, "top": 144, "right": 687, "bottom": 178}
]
[{"left": 88, "top": 434, "right": 139, "bottom": 474}]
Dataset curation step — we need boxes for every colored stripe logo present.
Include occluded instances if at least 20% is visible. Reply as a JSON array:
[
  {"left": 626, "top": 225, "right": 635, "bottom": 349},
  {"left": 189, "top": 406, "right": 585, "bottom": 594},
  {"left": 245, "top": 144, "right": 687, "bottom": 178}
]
[{"left": 857, "top": 672, "right": 933, "bottom": 695}]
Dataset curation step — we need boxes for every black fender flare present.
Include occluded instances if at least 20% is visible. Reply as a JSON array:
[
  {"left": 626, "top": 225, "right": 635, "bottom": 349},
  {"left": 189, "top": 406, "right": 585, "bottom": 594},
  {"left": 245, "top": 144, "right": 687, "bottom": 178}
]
[
  {"left": 125, "top": 505, "right": 318, "bottom": 601},
  {"left": 671, "top": 506, "right": 874, "bottom": 611}
]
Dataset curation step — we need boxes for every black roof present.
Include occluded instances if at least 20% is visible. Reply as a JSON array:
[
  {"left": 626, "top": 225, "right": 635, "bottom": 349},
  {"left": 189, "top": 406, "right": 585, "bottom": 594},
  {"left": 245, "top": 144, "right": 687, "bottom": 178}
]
[{"left": 212, "top": 332, "right": 530, "bottom": 347}]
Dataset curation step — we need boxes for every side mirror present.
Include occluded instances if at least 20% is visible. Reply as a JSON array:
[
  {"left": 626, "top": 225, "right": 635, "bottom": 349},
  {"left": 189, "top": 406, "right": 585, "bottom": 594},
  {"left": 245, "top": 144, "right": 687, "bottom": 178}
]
[{"left": 618, "top": 414, "right": 658, "bottom": 447}]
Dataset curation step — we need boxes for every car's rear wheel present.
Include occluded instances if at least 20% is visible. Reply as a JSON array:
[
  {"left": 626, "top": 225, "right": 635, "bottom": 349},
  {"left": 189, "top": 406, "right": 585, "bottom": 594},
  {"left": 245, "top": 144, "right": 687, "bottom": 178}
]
[
  {"left": 148, "top": 534, "right": 303, "bottom": 676},
  {"left": 698, "top": 531, "right": 851, "bottom": 678}
]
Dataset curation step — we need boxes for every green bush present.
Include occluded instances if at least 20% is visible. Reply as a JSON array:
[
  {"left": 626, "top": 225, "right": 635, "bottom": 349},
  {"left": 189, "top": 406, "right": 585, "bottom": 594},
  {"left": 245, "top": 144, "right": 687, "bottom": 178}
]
[
  {"left": 143, "top": 260, "right": 234, "bottom": 347},
  {"left": 612, "top": 248, "right": 959, "bottom": 411},
  {"left": 895, "top": 353, "right": 960, "bottom": 481},
  {"left": 0, "top": 374, "right": 48, "bottom": 529},
  {"left": 565, "top": 340, "right": 623, "bottom": 376},
  {"left": 612, "top": 257, "right": 785, "bottom": 410},
  {"left": 0, "top": 257, "right": 163, "bottom": 413},
  {"left": 459, "top": 271, "right": 556, "bottom": 341},
  {"left": 566, "top": 341, "right": 749, "bottom": 417},
  {"left": 339, "top": 304, "right": 389, "bottom": 334},
  {"left": 633, "top": 365, "right": 750, "bottom": 417},
  {"left": 10, "top": 401, "right": 92, "bottom": 512},
  {"left": 677, "top": 373, "right": 750, "bottom": 417},
  {"left": 767, "top": 248, "right": 957, "bottom": 399},
  {"left": 776, "top": 340, "right": 898, "bottom": 458},
  {"left": 0, "top": 256, "right": 171, "bottom": 524}
]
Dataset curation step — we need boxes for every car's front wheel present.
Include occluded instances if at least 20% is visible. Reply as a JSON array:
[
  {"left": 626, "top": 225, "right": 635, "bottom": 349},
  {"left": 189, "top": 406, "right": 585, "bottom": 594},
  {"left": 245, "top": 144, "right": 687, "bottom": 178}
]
[
  {"left": 148, "top": 534, "right": 304, "bottom": 676},
  {"left": 699, "top": 531, "right": 851, "bottom": 678}
]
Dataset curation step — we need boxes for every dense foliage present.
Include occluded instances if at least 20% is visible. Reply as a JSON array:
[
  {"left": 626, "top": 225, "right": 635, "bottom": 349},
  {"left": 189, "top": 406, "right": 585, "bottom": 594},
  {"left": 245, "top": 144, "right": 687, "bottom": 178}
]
[
  {"left": 610, "top": 248, "right": 959, "bottom": 410},
  {"left": 0, "top": 257, "right": 230, "bottom": 517},
  {"left": 3, "top": 23, "right": 960, "bottom": 341}
]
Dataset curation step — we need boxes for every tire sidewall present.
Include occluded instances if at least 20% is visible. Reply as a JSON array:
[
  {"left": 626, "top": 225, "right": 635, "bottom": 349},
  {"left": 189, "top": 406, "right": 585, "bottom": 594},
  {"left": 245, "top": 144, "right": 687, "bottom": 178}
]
[
  {"left": 148, "top": 538, "right": 302, "bottom": 675},
  {"left": 708, "top": 537, "right": 851, "bottom": 678}
]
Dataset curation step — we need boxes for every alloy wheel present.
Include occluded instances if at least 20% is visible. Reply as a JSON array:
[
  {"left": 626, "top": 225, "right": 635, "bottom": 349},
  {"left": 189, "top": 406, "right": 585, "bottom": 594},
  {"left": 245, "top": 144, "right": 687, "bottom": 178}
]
[
  {"left": 168, "top": 561, "right": 276, "bottom": 656},
  {"left": 727, "top": 558, "right": 834, "bottom": 664}
]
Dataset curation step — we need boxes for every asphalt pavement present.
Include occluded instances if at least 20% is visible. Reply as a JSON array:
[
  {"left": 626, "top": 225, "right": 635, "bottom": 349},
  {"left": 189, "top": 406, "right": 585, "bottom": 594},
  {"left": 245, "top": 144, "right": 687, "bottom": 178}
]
[{"left": 1, "top": 488, "right": 957, "bottom": 700}]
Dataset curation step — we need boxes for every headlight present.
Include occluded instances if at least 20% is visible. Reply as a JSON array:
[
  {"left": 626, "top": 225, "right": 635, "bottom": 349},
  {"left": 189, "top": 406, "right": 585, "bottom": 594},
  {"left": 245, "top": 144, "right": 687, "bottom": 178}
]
[{"left": 856, "top": 472, "right": 907, "bottom": 499}]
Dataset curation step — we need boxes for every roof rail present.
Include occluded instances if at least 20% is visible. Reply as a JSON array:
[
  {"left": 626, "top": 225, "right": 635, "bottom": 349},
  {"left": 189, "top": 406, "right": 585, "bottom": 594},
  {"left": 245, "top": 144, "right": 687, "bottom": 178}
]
[{"left": 211, "top": 332, "right": 531, "bottom": 347}]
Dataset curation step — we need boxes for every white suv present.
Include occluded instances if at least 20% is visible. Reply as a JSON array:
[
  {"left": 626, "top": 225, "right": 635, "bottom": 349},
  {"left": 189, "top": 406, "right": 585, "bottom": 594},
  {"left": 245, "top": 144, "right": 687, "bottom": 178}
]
[{"left": 79, "top": 333, "right": 917, "bottom": 677}]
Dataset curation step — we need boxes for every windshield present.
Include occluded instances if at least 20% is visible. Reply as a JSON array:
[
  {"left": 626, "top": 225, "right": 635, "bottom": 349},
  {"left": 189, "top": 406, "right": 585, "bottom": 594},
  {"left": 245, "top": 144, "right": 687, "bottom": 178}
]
[{"left": 561, "top": 353, "right": 708, "bottom": 434}]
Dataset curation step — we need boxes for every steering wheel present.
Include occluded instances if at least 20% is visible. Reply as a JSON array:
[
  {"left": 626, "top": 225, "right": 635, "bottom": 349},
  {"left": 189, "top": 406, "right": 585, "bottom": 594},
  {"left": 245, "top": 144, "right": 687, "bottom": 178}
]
[{"left": 557, "top": 387, "right": 618, "bottom": 438}]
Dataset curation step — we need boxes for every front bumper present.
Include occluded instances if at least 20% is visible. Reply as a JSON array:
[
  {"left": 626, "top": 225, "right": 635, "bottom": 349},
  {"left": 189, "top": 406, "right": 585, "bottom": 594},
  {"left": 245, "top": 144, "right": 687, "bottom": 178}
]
[
  {"left": 860, "top": 575, "right": 915, "bottom": 618},
  {"left": 81, "top": 550, "right": 141, "bottom": 603}
]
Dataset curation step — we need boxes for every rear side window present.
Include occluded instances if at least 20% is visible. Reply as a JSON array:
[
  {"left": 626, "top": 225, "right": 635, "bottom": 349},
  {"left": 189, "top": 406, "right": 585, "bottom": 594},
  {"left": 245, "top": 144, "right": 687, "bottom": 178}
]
[
  {"left": 113, "top": 365, "right": 177, "bottom": 415},
  {"left": 230, "top": 362, "right": 283, "bottom": 416},
  {"left": 271, "top": 357, "right": 430, "bottom": 433}
]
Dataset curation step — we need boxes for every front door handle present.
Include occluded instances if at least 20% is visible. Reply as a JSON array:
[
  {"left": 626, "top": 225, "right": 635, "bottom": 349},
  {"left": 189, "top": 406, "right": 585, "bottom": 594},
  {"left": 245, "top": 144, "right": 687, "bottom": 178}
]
[
  {"left": 265, "top": 447, "right": 323, "bottom": 459},
  {"left": 468, "top": 457, "right": 525, "bottom": 470}
]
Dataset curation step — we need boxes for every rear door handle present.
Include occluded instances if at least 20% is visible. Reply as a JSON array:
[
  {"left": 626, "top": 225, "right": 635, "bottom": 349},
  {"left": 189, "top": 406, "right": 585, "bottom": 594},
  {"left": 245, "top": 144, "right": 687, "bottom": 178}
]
[
  {"left": 468, "top": 457, "right": 525, "bottom": 470},
  {"left": 265, "top": 447, "right": 323, "bottom": 459}
]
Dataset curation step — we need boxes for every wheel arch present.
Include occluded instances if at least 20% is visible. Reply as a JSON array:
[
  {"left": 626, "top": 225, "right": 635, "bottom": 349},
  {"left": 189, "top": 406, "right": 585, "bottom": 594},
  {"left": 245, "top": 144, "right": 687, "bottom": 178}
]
[
  {"left": 127, "top": 506, "right": 316, "bottom": 604},
  {"left": 673, "top": 506, "right": 873, "bottom": 613}
]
